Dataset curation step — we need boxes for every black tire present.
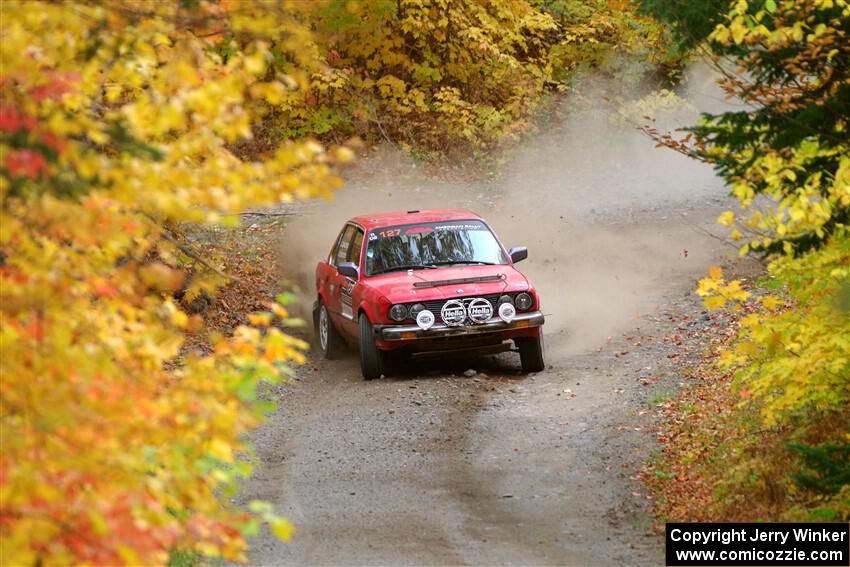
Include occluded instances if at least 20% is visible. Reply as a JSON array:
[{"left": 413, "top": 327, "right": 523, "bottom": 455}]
[
  {"left": 517, "top": 333, "right": 545, "bottom": 373},
  {"left": 315, "top": 299, "right": 344, "bottom": 359},
  {"left": 359, "top": 314, "right": 385, "bottom": 380}
]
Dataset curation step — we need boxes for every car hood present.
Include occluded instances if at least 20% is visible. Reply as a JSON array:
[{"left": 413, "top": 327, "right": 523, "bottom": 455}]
[{"left": 365, "top": 264, "right": 531, "bottom": 303}]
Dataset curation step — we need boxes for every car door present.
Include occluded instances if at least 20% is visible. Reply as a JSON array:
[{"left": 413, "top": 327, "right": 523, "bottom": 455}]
[
  {"left": 337, "top": 226, "right": 364, "bottom": 337},
  {"left": 318, "top": 224, "right": 348, "bottom": 305},
  {"left": 326, "top": 224, "right": 357, "bottom": 331}
]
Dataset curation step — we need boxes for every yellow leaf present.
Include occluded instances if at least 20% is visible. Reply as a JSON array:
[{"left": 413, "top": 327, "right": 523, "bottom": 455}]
[
  {"left": 209, "top": 438, "right": 234, "bottom": 462},
  {"left": 172, "top": 310, "right": 188, "bottom": 328},
  {"left": 713, "top": 25, "right": 731, "bottom": 43},
  {"left": 730, "top": 19, "right": 747, "bottom": 44},
  {"left": 248, "top": 313, "right": 272, "bottom": 327},
  {"left": 89, "top": 511, "right": 110, "bottom": 536},
  {"left": 270, "top": 518, "right": 294, "bottom": 541},
  {"left": 153, "top": 33, "right": 171, "bottom": 47}
]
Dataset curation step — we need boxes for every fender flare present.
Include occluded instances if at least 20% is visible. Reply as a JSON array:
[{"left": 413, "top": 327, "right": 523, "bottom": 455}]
[{"left": 357, "top": 301, "right": 379, "bottom": 325}]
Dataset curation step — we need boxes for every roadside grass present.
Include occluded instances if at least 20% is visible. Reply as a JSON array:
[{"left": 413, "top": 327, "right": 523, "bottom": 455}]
[
  {"left": 168, "top": 550, "right": 199, "bottom": 567},
  {"left": 168, "top": 550, "right": 229, "bottom": 567},
  {"left": 649, "top": 388, "right": 676, "bottom": 406}
]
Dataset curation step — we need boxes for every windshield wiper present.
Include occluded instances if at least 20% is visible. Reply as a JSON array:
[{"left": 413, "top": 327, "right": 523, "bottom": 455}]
[
  {"left": 429, "top": 260, "right": 499, "bottom": 266},
  {"left": 370, "top": 264, "right": 437, "bottom": 275}
]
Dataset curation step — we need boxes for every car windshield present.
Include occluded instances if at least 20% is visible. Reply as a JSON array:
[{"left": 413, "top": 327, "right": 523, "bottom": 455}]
[{"left": 365, "top": 219, "right": 506, "bottom": 276}]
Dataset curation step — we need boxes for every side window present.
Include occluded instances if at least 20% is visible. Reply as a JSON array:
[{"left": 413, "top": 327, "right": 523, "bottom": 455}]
[
  {"left": 329, "top": 226, "right": 345, "bottom": 265},
  {"left": 332, "top": 225, "right": 355, "bottom": 267},
  {"left": 348, "top": 228, "right": 364, "bottom": 266}
]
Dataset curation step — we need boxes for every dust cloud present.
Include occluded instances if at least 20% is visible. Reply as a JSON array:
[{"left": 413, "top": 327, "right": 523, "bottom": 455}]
[{"left": 277, "top": 64, "right": 738, "bottom": 356}]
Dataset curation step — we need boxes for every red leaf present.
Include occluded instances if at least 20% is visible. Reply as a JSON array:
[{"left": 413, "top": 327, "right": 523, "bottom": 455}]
[{"left": 5, "top": 149, "right": 49, "bottom": 179}]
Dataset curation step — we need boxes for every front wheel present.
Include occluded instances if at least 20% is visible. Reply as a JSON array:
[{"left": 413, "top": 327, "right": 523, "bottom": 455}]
[
  {"left": 359, "top": 315, "right": 385, "bottom": 380},
  {"left": 517, "top": 333, "right": 545, "bottom": 373}
]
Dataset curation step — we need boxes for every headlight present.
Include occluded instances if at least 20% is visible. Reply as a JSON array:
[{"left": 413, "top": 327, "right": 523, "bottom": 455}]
[
  {"left": 515, "top": 292, "right": 533, "bottom": 311},
  {"left": 498, "top": 301, "right": 516, "bottom": 323},
  {"left": 497, "top": 294, "right": 514, "bottom": 305},
  {"left": 416, "top": 309, "right": 435, "bottom": 330},
  {"left": 388, "top": 304, "right": 408, "bottom": 321},
  {"left": 408, "top": 303, "right": 426, "bottom": 318}
]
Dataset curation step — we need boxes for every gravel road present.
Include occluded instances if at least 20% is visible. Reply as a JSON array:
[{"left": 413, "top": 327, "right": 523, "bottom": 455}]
[{"left": 234, "top": 67, "right": 745, "bottom": 566}]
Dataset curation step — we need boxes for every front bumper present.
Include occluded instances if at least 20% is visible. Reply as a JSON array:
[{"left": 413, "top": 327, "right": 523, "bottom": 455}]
[{"left": 377, "top": 311, "right": 544, "bottom": 341}]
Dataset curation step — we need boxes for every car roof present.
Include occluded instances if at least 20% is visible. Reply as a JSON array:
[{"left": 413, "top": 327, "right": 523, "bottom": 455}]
[{"left": 349, "top": 208, "right": 484, "bottom": 230}]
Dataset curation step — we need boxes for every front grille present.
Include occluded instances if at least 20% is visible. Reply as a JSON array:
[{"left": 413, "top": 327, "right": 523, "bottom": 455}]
[{"left": 414, "top": 293, "right": 504, "bottom": 323}]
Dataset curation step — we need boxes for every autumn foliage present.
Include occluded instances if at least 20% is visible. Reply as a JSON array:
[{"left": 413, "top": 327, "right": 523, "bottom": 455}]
[
  {"left": 257, "top": 0, "right": 669, "bottom": 152},
  {"left": 644, "top": 0, "right": 850, "bottom": 521},
  {"left": 0, "top": 2, "right": 351, "bottom": 564}
]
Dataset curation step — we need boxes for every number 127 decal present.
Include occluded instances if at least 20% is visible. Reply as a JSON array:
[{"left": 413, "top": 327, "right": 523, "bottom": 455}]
[{"left": 375, "top": 229, "right": 401, "bottom": 238}]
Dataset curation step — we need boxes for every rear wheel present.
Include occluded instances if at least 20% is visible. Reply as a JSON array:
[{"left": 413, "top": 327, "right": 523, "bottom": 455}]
[
  {"left": 359, "top": 315, "right": 385, "bottom": 380},
  {"left": 517, "top": 333, "right": 545, "bottom": 373},
  {"left": 316, "top": 299, "right": 344, "bottom": 359}
]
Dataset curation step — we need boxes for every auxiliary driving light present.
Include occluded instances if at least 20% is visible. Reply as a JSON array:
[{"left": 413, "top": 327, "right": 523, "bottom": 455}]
[
  {"left": 416, "top": 309, "right": 435, "bottom": 330},
  {"left": 498, "top": 301, "right": 516, "bottom": 323}
]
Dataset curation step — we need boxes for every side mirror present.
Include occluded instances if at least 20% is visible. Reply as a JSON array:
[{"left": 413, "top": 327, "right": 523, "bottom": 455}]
[
  {"left": 508, "top": 246, "right": 528, "bottom": 264},
  {"left": 337, "top": 261, "right": 359, "bottom": 279}
]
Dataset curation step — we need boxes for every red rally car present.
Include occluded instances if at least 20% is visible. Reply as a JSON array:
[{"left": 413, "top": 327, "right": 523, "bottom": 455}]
[{"left": 313, "top": 209, "right": 545, "bottom": 379}]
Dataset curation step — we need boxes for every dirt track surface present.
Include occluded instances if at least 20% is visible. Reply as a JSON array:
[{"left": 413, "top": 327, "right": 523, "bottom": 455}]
[{"left": 235, "top": 68, "right": 746, "bottom": 565}]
